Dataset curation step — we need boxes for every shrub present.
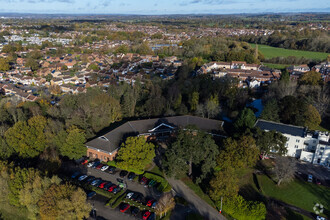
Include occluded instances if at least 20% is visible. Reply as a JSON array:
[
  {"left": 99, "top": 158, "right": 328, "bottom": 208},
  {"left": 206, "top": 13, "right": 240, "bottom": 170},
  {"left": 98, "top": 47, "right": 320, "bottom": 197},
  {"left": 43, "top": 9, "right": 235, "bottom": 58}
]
[
  {"left": 144, "top": 172, "right": 172, "bottom": 192},
  {"left": 220, "top": 195, "right": 266, "bottom": 220},
  {"left": 109, "top": 190, "right": 127, "bottom": 208}
]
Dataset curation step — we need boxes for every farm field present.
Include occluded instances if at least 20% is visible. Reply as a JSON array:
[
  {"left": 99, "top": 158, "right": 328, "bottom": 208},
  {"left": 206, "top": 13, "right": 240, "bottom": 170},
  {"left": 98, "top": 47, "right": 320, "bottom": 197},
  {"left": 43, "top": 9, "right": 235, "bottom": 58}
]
[{"left": 250, "top": 44, "right": 329, "bottom": 60}]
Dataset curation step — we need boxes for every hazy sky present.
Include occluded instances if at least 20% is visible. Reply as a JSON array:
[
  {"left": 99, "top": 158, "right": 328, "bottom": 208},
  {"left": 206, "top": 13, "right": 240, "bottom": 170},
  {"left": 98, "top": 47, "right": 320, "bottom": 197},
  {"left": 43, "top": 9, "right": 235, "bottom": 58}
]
[{"left": 1, "top": 0, "right": 329, "bottom": 14}]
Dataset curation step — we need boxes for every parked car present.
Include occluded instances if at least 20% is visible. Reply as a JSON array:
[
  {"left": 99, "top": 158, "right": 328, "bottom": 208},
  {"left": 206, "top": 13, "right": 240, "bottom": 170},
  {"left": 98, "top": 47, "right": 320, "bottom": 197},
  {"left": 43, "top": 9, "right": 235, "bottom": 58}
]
[
  {"left": 71, "top": 171, "right": 80, "bottom": 179},
  {"left": 78, "top": 175, "right": 88, "bottom": 181},
  {"left": 140, "top": 176, "right": 149, "bottom": 185},
  {"left": 87, "top": 162, "right": 94, "bottom": 168},
  {"left": 81, "top": 159, "right": 89, "bottom": 165},
  {"left": 143, "top": 211, "right": 151, "bottom": 220},
  {"left": 131, "top": 207, "right": 140, "bottom": 216},
  {"left": 103, "top": 182, "right": 113, "bottom": 191},
  {"left": 92, "top": 161, "right": 101, "bottom": 168},
  {"left": 99, "top": 181, "right": 109, "bottom": 189},
  {"left": 120, "top": 170, "right": 128, "bottom": 178},
  {"left": 91, "top": 178, "right": 102, "bottom": 186},
  {"left": 96, "top": 164, "right": 103, "bottom": 169},
  {"left": 119, "top": 203, "right": 130, "bottom": 213},
  {"left": 316, "top": 178, "right": 321, "bottom": 185},
  {"left": 308, "top": 174, "right": 313, "bottom": 182},
  {"left": 94, "top": 180, "right": 104, "bottom": 188},
  {"left": 106, "top": 166, "right": 116, "bottom": 174},
  {"left": 151, "top": 201, "right": 157, "bottom": 209},
  {"left": 126, "top": 192, "right": 134, "bottom": 199},
  {"left": 87, "top": 191, "right": 96, "bottom": 199},
  {"left": 146, "top": 199, "right": 155, "bottom": 207},
  {"left": 101, "top": 165, "right": 109, "bottom": 171},
  {"left": 113, "top": 187, "right": 122, "bottom": 194},
  {"left": 148, "top": 180, "right": 157, "bottom": 187},
  {"left": 127, "top": 172, "right": 136, "bottom": 181},
  {"left": 85, "top": 176, "right": 96, "bottom": 184},
  {"left": 108, "top": 184, "right": 117, "bottom": 192},
  {"left": 316, "top": 216, "right": 326, "bottom": 220}
]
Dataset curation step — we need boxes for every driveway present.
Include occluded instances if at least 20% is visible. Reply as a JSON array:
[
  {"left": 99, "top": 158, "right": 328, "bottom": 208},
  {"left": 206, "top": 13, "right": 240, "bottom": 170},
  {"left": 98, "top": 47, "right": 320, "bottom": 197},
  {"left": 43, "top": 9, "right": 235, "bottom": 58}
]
[
  {"left": 167, "top": 178, "right": 226, "bottom": 220},
  {"left": 88, "top": 194, "right": 137, "bottom": 220},
  {"left": 296, "top": 161, "right": 330, "bottom": 186}
]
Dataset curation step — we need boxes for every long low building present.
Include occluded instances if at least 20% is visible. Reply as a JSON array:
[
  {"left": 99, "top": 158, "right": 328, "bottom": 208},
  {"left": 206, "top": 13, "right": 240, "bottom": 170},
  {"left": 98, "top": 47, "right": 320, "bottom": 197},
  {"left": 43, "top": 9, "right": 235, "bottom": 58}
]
[
  {"left": 255, "top": 119, "right": 330, "bottom": 168},
  {"left": 85, "top": 115, "right": 224, "bottom": 162}
]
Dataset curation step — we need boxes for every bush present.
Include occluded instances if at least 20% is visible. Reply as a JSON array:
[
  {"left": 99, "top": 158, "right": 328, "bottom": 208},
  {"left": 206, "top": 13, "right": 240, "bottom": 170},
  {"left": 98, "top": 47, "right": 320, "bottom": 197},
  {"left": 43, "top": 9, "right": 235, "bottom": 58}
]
[
  {"left": 144, "top": 172, "right": 172, "bottom": 192},
  {"left": 109, "top": 190, "right": 127, "bottom": 208},
  {"left": 221, "top": 195, "right": 266, "bottom": 220}
]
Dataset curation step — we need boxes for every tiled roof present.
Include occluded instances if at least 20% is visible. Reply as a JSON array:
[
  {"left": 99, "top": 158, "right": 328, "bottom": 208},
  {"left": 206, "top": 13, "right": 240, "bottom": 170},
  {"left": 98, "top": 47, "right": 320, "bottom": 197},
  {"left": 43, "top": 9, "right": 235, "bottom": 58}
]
[
  {"left": 255, "top": 119, "right": 306, "bottom": 137},
  {"left": 86, "top": 115, "right": 224, "bottom": 153}
]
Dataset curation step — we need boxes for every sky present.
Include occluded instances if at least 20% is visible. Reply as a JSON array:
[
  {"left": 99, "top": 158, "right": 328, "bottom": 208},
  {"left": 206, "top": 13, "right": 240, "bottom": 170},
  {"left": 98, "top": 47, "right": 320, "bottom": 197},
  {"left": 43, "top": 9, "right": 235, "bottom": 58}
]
[{"left": 0, "top": 0, "right": 329, "bottom": 14}]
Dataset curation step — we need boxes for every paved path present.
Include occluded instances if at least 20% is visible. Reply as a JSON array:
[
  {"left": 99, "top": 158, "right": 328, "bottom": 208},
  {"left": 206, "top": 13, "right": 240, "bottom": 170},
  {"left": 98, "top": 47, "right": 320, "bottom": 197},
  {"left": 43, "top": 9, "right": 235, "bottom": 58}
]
[{"left": 167, "top": 178, "right": 226, "bottom": 220}]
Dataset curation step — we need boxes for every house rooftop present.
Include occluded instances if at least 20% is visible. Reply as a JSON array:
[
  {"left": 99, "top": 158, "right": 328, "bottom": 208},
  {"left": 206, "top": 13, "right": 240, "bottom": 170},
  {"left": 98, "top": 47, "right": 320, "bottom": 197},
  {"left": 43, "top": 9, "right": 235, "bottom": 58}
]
[
  {"left": 86, "top": 115, "right": 224, "bottom": 154},
  {"left": 255, "top": 119, "right": 306, "bottom": 137}
]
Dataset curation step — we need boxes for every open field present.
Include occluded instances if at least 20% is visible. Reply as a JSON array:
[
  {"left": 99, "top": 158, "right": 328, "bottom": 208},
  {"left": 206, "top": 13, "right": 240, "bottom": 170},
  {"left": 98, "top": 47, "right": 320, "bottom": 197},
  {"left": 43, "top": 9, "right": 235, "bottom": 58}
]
[
  {"left": 257, "top": 174, "right": 330, "bottom": 216},
  {"left": 250, "top": 44, "right": 329, "bottom": 60}
]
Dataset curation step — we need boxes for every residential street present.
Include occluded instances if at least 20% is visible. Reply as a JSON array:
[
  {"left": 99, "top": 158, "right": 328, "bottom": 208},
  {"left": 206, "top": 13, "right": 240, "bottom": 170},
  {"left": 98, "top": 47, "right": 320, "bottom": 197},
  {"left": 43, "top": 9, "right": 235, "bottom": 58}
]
[{"left": 167, "top": 178, "right": 226, "bottom": 220}]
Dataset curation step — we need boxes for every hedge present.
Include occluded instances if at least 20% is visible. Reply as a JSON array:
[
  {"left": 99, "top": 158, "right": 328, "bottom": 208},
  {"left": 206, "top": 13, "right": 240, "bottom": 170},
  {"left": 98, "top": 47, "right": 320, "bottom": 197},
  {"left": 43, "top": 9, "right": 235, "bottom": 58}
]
[
  {"left": 144, "top": 172, "right": 172, "bottom": 192},
  {"left": 108, "top": 190, "right": 127, "bottom": 208}
]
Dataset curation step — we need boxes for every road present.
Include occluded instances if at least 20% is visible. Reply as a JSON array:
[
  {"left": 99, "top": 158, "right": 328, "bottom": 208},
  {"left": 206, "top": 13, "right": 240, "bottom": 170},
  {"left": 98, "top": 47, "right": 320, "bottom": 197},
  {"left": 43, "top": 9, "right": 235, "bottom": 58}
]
[
  {"left": 167, "top": 178, "right": 226, "bottom": 220},
  {"left": 88, "top": 194, "right": 137, "bottom": 220}
]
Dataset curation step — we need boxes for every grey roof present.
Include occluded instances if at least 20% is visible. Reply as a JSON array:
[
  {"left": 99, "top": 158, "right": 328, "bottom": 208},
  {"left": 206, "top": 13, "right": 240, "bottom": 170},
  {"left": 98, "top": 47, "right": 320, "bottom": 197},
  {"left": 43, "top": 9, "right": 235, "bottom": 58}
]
[
  {"left": 86, "top": 115, "right": 224, "bottom": 153},
  {"left": 255, "top": 119, "right": 306, "bottom": 137}
]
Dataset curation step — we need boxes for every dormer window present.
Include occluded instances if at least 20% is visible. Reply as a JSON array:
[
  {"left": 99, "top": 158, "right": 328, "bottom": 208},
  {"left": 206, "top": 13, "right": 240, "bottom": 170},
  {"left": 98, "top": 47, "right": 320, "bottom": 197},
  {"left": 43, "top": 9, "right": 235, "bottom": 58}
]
[{"left": 99, "top": 136, "right": 109, "bottom": 141}]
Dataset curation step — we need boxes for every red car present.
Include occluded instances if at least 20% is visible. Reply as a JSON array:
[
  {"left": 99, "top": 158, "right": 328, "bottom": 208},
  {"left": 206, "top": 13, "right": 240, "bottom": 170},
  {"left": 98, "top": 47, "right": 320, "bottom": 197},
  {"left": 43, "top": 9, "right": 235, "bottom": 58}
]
[
  {"left": 140, "top": 177, "right": 149, "bottom": 185},
  {"left": 108, "top": 184, "right": 117, "bottom": 192},
  {"left": 146, "top": 199, "right": 155, "bottom": 207},
  {"left": 96, "top": 164, "right": 104, "bottom": 169},
  {"left": 119, "top": 203, "right": 130, "bottom": 213},
  {"left": 81, "top": 159, "right": 89, "bottom": 165},
  {"left": 98, "top": 182, "right": 108, "bottom": 189},
  {"left": 143, "top": 211, "right": 151, "bottom": 220}
]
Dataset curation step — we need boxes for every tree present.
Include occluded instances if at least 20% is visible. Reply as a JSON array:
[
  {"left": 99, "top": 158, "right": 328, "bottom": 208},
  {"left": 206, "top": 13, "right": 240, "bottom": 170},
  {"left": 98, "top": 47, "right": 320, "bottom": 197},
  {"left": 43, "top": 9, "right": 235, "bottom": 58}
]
[
  {"left": 38, "top": 184, "right": 91, "bottom": 219},
  {"left": 217, "top": 136, "right": 259, "bottom": 170},
  {"left": 5, "top": 116, "right": 47, "bottom": 158},
  {"left": 304, "top": 105, "right": 321, "bottom": 130},
  {"left": 155, "top": 192, "right": 175, "bottom": 218},
  {"left": 261, "top": 99, "right": 280, "bottom": 122},
  {"left": 255, "top": 129, "right": 287, "bottom": 159},
  {"left": 163, "top": 128, "right": 219, "bottom": 181},
  {"left": 205, "top": 95, "right": 220, "bottom": 119},
  {"left": 0, "top": 58, "right": 10, "bottom": 71},
  {"left": 234, "top": 108, "right": 256, "bottom": 131},
  {"left": 189, "top": 91, "right": 199, "bottom": 111},
  {"left": 116, "top": 136, "right": 155, "bottom": 171},
  {"left": 19, "top": 174, "right": 61, "bottom": 219},
  {"left": 209, "top": 168, "right": 239, "bottom": 201},
  {"left": 25, "top": 58, "right": 40, "bottom": 71},
  {"left": 299, "top": 71, "right": 322, "bottom": 86},
  {"left": 274, "top": 156, "right": 296, "bottom": 185},
  {"left": 59, "top": 126, "right": 86, "bottom": 160}
]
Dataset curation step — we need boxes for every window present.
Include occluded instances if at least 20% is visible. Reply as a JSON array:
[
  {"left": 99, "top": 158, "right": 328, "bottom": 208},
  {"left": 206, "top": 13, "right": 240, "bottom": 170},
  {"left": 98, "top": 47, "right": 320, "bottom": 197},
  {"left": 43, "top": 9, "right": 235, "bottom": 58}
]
[
  {"left": 95, "top": 154, "right": 98, "bottom": 158},
  {"left": 295, "top": 145, "right": 299, "bottom": 148},
  {"left": 286, "top": 143, "right": 288, "bottom": 147},
  {"left": 296, "top": 139, "right": 300, "bottom": 143},
  {"left": 317, "top": 159, "right": 321, "bottom": 163},
  {"left": 89, "top": 152, "right": 93, "bottom": 157},
  {"left": 320, "top": 147, "right": 325, "bottom": 150},
  {"left": 319, "top": 152, "right": 322, "bottom": 156}
]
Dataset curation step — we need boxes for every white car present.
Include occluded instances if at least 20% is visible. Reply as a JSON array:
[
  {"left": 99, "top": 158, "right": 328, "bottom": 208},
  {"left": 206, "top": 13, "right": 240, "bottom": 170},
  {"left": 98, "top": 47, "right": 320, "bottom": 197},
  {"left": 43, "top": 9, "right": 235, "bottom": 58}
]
[
  {"left": 101, "top": 165, "right": 109, "bottom": 171},
  {"left": 87, "top": 162, "right": 94, "bottom": 168},
  {"left": 316, "top": 216, "right": 326, "bottom": 220},
  {"left": 308, "top": 174, "right": 313, "bottom": 183},
  {"left": 126, "top": 192, "right": 134, "bottom": 199},
  {"left": 78, "top": 175, "right": 88, "bottom": 181},
  {"left": 91, "top": 179, "right": 101, "bottom": 186}
]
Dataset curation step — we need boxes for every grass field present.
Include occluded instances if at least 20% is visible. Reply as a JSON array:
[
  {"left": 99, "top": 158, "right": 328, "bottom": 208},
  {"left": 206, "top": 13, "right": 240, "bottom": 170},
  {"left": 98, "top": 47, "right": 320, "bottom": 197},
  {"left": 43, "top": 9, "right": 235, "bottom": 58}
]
[
  {"left": 250, "top": 43, "right": 329, "bottom": 60},
  {"left": 262, "top": 63, "right": 290, "bottom": 70},
  {"left": 257, "top": 175, "right": 330, "bottom": 216}
]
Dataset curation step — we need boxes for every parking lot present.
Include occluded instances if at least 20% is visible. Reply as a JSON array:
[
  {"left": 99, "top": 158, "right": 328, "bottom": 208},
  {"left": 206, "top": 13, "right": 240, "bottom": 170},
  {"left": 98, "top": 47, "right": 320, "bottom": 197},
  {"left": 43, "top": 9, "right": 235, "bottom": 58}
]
[
  {"left": 62, "top": 160, "right": 161, "bottom": 220},
  {"left": 296, "top": 161, "right": 330, "bottom": 187}
]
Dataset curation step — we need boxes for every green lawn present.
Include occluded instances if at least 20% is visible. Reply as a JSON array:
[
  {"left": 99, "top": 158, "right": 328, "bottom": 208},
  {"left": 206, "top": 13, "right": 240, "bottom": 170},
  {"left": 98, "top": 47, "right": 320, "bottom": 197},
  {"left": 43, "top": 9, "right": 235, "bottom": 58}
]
[
  {"left": 250, "top": 43, "right": 329, "bottom": 60},
  {"left": 257, "top": 175, "right": 330, "bottom": 216},
  {"left": 262, "top": 63, "right": 290, "bottom": 70}
]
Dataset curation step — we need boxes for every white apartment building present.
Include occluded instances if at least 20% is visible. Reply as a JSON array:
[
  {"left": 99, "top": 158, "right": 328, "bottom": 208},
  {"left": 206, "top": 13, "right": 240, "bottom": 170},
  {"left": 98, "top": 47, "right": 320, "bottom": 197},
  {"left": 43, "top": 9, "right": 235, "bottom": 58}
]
[{"left": 255, "top": 119, "right": 330, "bottom": 168}]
